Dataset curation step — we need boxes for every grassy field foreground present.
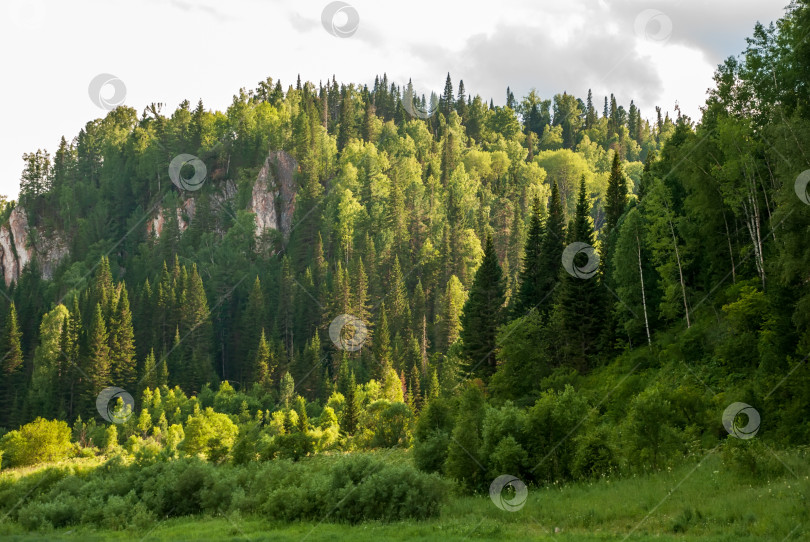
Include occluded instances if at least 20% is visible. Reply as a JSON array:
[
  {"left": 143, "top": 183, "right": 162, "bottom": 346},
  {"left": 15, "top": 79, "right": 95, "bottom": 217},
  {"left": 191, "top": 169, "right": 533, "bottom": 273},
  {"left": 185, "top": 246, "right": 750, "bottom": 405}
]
[{"left": 0, "top": 451, "right": 805, "bottom": 541}]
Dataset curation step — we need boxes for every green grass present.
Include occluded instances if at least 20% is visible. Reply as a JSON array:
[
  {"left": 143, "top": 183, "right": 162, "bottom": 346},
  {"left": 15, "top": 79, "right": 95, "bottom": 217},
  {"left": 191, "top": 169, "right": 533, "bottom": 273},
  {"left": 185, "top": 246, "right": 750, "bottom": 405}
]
[{"left": 0, "top": 451, "right": 805, "bottom": 541}]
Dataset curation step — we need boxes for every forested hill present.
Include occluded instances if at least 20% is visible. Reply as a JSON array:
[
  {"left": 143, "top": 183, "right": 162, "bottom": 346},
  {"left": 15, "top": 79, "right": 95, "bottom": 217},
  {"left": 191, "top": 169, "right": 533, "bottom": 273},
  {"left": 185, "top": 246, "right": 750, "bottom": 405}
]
[{"left": 0, "top": 0, "right": 809, "bottom": 455}]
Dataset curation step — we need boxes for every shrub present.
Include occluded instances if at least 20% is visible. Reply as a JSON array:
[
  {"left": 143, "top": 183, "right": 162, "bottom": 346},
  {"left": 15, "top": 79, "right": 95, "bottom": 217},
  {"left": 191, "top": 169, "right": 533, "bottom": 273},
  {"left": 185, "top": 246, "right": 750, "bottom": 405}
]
[
  {"left": 720, "top": 437, "right": 784, "bottom": 480},
  {"left": 2, "top": 454, "right": 447, "bottom": 528},
  {"left": 181, "top": 408, "right": 238, "bottom": 460},
  {"left": 413, "top": 429, "right": 450, "bottom": 474},
  {"left": 444, "top": 382, "right": 486, "bottom": 489},
  {"left": 370, "top": 402, "right": 413, "bottom": 448},
  {"left": 526, "top": 385, "right": 590, "bottom": 483},
  {"left": 412, "top": 397, "right": 455, "bottom": 474},
  {"left": 0, "top": 418, "right": 72, "bottom": 468},
  {"left": 622, "top": 385, "right": 683, "bottom": 471},
  {"left": 571, "top": 424, "right": 618, "bottom": 479},
  {"left": 264, "top": 432, "right": 316, "bottom": 461}
]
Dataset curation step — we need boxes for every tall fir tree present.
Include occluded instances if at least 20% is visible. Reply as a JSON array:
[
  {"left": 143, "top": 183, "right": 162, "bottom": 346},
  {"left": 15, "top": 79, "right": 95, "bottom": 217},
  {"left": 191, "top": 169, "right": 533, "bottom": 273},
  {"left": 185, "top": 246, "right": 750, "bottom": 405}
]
[
  {"left": 514, "top": 197, "right": 546, "bottom": 315},
  {"left": 550, "top": 176, "right": 604, "bottom": 371},
  {"left": 373, "top": 302, "right": 392, "bottom": 379},
  {"left": 252, "top": 329, "right": 275, "bottom": 391},
  {"left": 604, "top": 152, "right": 629, "bottom": 237},
  {"left": 240, "top": 276, "right": 266, "bottom": 382},
  {"left": 182, "top": 264, "right": 214, "bottom": 393},
  {"left": 84, "top": 303, "right": 111, "bottom": 417},
  {"left": 109, "top": 284, "right": 137, "bottom": 390},
  {"left": 460, "top": 235, "right": 505, "bottom": 380},
  {"left": 441, "top": 73, "right": 454, "bottom": 119},
  {"left": 0, "top": 302, "right": 24, "bottom": 427},
  {"left": 341, "top": 370, "right": 359, "bottom": 434},
  {"left": 536, "top": 181, "right": 567, "bottom": 315}
]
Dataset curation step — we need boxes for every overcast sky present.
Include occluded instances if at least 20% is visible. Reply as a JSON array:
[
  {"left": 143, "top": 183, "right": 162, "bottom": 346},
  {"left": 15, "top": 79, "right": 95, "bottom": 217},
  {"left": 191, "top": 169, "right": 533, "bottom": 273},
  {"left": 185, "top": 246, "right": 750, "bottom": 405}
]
[{"left": 0, "top": 0, "right": 789, "bottom": 200}]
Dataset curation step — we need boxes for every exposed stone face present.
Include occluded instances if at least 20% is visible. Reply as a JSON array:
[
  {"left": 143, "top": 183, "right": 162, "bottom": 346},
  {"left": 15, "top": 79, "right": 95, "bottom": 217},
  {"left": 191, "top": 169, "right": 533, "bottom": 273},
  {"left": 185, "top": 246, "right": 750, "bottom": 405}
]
[
  {"left": 249, "top": 150, "right": 298, "bottom": 239},
  {"left": 0, "top": 150, "right": 299, "bottom": 286},
  {"left": 148, "top": 150, "right": 297, "bottom": 241},
  {"left": 147, "top": 197, "right": 197, "bottom": 238},
  {"left": 0, "top": 207, "right": 69, "bottom": 286}
]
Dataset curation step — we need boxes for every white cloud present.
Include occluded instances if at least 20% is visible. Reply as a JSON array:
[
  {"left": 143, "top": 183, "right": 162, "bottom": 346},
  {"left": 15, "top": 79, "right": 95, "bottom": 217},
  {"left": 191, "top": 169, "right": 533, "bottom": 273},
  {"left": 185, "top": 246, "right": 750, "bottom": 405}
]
[{"left": 0, "top": 0, "right": 788, "bottom": 199}]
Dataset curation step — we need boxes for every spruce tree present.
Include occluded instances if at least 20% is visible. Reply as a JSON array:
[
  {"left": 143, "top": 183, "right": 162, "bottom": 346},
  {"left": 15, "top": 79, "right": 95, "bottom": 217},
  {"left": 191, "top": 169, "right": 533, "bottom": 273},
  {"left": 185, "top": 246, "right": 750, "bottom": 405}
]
[
  {"left": 409, "top": 364, "right": 422, "bottom": 412},
  {"left": 341, "top": 370, "right": 359, "bottom": 434},
  {"left": 536, "top": 181, "right": 567, "bottom": 315},
  {"left": 252, "top": 329, "right": 274, "bottom": 389},
  {"left": 84, "top": 303, "right": 111, "bottom": 416},
  {"left": 109, "top": 284, "right": 137, "bottom": 389},
  {"left": 456, "top": 80, "right": 468, "bottom": 120},
  {"left": 604, "top": 152, "right": 628, "bottom": 237},
  {"left": 294, "top": 395, "right": 309, "bottom": 432},
  {"left": 441, "top": 73, "right": 454, "bottom": 119},
  {"left": 0, "top": 302, "right": 24, "bottom": 427},
  {"left": 141, "top": 349, "right": 158, "bottom": 393},
  {"left": 551, "top": 177, "right": 604, "bottom": 371},
  {"left": 61, "top": 297, "right": 83, "bottom": 419},
  {"left": 337, "top": 85, "right": 357, "bottom": 150},
  {"left": 240, "top": 276, "right": 265, "bottom": 382},
  {"left": 183, "top": 264, "right": 213, "bottom": 393},
  {"left": 373, "top": 302, "right": 392, "bottom": 378},
  {"left": 426, "top": 367, "right": 440, "bottom": 401},
  {"left": 514, "top": 197, "right": 545, "bottom": 315},
  {"left": 460, "top": 235, "right": 505, "bottom": 380},
  {"left": 389, "top": 256, "right": 411, "bottom": 337},
  {"left": 440, "top": 275, "right": 465, "bottom": 351}
]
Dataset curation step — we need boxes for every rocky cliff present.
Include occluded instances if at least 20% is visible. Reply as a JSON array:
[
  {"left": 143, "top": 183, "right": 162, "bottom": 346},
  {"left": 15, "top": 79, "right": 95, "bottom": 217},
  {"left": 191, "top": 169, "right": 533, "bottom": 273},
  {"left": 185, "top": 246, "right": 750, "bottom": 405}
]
[
  {"left": 0, "top": 150, "right": 298, "bottom": 286},
  {"left": 0, "top": 207, "right": 69, "bottom": 287},
  {"left": 147, "top": 150, "right": 298, "bottom": 241},
  {"left": 249, "top": 150, "right": 298, "bottom": 239}
]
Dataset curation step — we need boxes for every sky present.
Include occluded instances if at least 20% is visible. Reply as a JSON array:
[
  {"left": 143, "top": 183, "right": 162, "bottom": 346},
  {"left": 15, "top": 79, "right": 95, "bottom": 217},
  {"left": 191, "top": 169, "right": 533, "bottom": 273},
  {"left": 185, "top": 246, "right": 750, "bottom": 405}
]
[{"left": 0, "top": 0, "right": 790, "bottom": 200}]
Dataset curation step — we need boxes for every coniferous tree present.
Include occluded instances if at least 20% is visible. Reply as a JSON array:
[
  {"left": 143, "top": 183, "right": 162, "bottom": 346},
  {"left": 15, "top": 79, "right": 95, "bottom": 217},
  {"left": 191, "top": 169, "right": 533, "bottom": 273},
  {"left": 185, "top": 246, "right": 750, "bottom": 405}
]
[
  {"left": 426, "top": 367, "right": 440, "bottom": 401},
  {"left": 456, "top": 80, "right": 468, "bottom": 120},
  {"left": 84, "top": 303, "right": 111, "bottom": 416},
  {"left": 439, "top": 275, "right": 465, "bottom": 352},
  {"left": 551, "top": 177, "right": 604, "bottom": 371},
  {"left": 409, "top": 364, "right": 422, "bottom": 412},
  {"left": 0, "top": 302, "right": 24, "bottom": 427},
  {"left": 183, "top": 264, "right": 213, "bottom": 393},
  {"left": 141, "top": 349, "right": 158, "bottom": 393},
  {"left": 373, "top": 302, "right": 392, "bottom": 378},
  {"left": 240, "top": 276, "right": 265, "bottom": 382},
  {"left": 109, "top": 284, "right": 137, "bottom": 390},
  {"left": 536, "top": 181, "right": 567, "bottom": 315},
  {"left": 341, "top": 370, "right": 359, "bottom": 434},
  {"left": 60, "top": 297, "right": 83, "bottom": 419},
  {"left": 441, "top": 73, "right": 454, "bottom": 119},
  {"left": 514, "top": 197, "right": 545, "bottom": 315},
  {"left": 389, "top": 256, "right": 411, "bottom": 337},
  {"left": 337, "top": 85, "right": 357, "bottom": 150},
  {"left": 251, "top": 329, "right": 274, "bottom": 389},
  {"left": 604, "top": 152, "right": 629, "bottom": 237},
  {"left": 460, "top": 236, "right": 505, "bottom": 380}
]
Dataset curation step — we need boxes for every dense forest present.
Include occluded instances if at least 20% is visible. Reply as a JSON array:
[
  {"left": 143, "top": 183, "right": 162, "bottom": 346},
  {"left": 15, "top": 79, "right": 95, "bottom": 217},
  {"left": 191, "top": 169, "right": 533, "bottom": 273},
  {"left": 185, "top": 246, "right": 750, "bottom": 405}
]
[{"left": 0, "top": 1, "right": 809, "bottom": 536}]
